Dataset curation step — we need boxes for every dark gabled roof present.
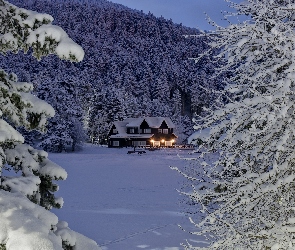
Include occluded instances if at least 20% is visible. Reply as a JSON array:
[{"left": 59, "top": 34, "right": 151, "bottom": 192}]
[{"left": 125, "top": 117, "right": 175, "bottom": 128}]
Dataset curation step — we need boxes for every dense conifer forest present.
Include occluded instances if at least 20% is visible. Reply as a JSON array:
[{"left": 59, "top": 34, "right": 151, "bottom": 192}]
[{"left": 1, "top": 0, "right": 223, "bottom": 151}]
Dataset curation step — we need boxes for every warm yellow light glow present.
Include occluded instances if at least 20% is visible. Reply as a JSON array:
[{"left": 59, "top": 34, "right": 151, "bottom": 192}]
[
  {"left": 151, "top": 140, "right": 154, "bottom": 143},
  {"left": 171, "top": 139, "right": 175, "bottom": 143},
  {"left": 161, "top": 139, "right": 165, "bottom": 143}
]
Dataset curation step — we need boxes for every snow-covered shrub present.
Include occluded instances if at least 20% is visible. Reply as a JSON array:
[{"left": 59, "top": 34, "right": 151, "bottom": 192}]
[
  {"left": 0, "top": 1, "right": 99, "bottom": 249},
  {"left": 176, "top": 0, "right": 295, "bottom": 249}
]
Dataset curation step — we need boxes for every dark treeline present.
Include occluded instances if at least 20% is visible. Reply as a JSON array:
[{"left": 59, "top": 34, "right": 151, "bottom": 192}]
[{"left": 1, "top": 0, "right": 223, "bottom": 151}]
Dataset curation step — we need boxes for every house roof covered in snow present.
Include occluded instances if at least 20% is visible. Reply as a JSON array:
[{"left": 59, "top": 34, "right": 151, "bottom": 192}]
[
  {"left": 113, "top": 120, "right": 130, "bottom": 136},
  {"left": 125, "top": 118, "right": 144, "bottom": 127},
  {"left": 145, "top": 117, "right": 175, "bottom": 128},
  {"left": 125, "top": 117, "right": 175, "bottom": 128}
]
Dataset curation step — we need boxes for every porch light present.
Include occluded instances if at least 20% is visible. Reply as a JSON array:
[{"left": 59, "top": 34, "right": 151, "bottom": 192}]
[
  {"left": 171, "top": 139, "right": 175, "bottom": 143},
  {"left": 151, "top": 139, "right": 154, "bottom": 143},
  {"left": 161, "top": 139, "right": 165, "bottom": 143}
]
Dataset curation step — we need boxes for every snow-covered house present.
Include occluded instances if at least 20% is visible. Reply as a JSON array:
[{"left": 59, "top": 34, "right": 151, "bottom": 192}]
[{"left": 108, "top": 117, "right": 177, "bottom": 147}]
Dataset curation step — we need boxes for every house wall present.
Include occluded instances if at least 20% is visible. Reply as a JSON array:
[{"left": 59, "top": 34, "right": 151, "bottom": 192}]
[
  {"left": 151, "top": 134, "right": 177, "bottom": 141},
  {"left": 140, "top": 120, "right": 150, "bottom": 130},
  {"left": 130, "top": 138, "right": 152, "bottom": 147},
  {"left": 159, "top": 121, "right": 169, "bottom": 129},
  {"left": 108, "top": 138, "right": 127, "bottom": 147},
  {"left": 127, "top": 127, "right": 139, "bottom": 134}
]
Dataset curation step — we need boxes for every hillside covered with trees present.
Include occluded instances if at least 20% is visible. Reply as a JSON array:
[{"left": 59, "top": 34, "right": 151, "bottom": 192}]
[{"left": 1, "top": 0, "right": 223, "bottom": 151}]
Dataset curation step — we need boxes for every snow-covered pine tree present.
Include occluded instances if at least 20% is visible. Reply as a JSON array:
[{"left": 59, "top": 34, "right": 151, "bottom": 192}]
[
  {"left": 37, "top": 75, "right": 86, "bottom": 152},
  {"left": 85, "top": 92, "right": 105, "bottom": 144},
  {"left": 0, "top": 1, "right": 99, "bottom": 249},
  {"left": 177, "top": 0, "right": 295, "bottom": 249}
]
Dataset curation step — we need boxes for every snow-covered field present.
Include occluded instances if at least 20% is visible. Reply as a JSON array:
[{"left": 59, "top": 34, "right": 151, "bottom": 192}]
[{"left": 49, "top": 144, "right": 208, "bottom": 250}]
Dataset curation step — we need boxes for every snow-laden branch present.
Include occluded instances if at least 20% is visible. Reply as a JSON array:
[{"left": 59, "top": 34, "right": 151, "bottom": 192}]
[
  {"left": 178, "top": 0, "right": 295, "bottom": 249},
  {"left": 0, "top": 0, "right": 84, "bottom": 61},
  {"left": 0, "top": 1, "right": 100, "bottom": 249}
]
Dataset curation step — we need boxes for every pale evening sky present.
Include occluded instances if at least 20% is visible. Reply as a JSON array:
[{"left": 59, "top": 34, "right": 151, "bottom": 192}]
[{"left": 108, "top": 0, "right": 243, "bottom": 31}]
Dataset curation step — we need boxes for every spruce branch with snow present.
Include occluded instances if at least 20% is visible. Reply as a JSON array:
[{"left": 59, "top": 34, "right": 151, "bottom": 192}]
[
  {"left": 179, "top": 0, "right": 295, "bottom": 249},
  {"left": 0, "top": 1, "right": 99, "bottom": 249},
  {"left": 0, "top": 0, "right": 84, "bottom": 61}
]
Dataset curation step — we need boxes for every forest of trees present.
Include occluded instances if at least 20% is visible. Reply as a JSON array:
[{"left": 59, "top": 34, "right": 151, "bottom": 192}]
[
  {"left": 4, "top": 0, "right": 295, "bottom": 249},
  {"left": 1, "top": 0, "right": 223, "bottom": 151}
]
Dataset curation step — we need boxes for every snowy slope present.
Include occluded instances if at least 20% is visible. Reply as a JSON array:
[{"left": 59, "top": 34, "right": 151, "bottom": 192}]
[{"left": 50, "top": 145, "right": 208, "bottom": 250}]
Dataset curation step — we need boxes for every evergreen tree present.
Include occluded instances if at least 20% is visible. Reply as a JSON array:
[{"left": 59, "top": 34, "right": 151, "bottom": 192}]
[
  {"left": 0, "top": 1, "right": 98, "bottom": 249},
  {"left": 85, "top": 93, "right": 105, "bottom": 144},
  {"left": 178, "top": 0, "right": 295, "bottom": 249},
  {"left": 36, "top": 75, "right": 86, "bottom": 152}
]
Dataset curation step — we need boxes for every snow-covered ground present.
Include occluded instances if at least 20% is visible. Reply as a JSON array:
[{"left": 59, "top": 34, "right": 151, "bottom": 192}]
[{"left": 50, "top": 144, "right": 208, "bottom": 250}]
